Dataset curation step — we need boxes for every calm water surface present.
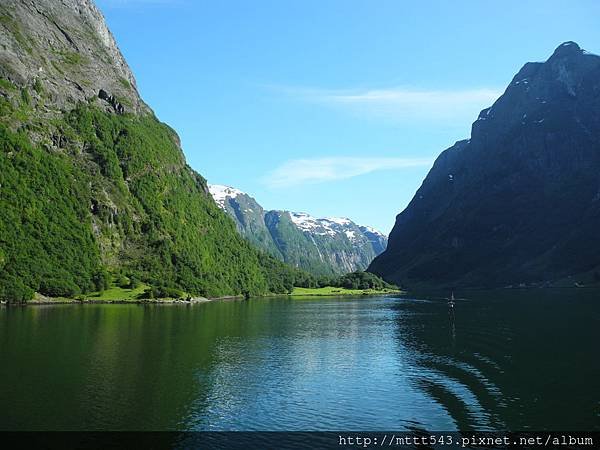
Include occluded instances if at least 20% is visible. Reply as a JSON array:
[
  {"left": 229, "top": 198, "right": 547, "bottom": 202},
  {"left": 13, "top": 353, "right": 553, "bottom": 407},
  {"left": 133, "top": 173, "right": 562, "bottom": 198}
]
[{"left": 0, "top": 290, "right": 598, "bottom": 431}]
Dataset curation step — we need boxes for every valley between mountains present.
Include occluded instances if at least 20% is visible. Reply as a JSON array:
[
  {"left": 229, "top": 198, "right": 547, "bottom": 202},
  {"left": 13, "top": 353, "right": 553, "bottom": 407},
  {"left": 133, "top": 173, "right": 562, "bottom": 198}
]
[
  {"left": 0, "top": 0, "right": 394, "bottom": 303},
  {"left": 209, "top": 184, "right": 387, "bottom": 276},
  {"left": 1, "top": 0, "right": 600, "bottom": 303}
]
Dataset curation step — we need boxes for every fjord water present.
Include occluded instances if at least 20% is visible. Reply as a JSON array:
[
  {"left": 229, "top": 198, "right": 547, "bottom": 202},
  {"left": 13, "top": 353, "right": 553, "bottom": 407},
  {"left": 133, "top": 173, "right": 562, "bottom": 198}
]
[{"left": 0, "top": 291, "right": 598, "bottom": 431}]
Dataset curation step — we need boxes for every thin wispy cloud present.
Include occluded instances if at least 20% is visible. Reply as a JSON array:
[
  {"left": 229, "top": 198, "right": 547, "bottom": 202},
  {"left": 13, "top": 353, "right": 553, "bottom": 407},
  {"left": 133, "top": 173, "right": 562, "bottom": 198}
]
[
  {"left": 273, "top": 85, "right": 502, "bottom": 123},
  {"left": 263, "top": 156, "right": 434, "bottom": 189}
]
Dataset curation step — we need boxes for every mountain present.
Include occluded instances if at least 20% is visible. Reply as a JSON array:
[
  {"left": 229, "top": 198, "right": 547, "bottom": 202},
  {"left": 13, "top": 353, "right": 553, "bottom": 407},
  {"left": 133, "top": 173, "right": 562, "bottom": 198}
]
[
  {"left": 209, "top": 185, "right": 282, "bottom": 258},
  {"left": 369, "top": 42, "right": 600, "bottom": 289},
  {"left": 209, "top": 184, "right": 388, "bottom": 276},
  {"left": 358, "top": 225, "right": 388, "bottom": 255},
  {"left": 0, "top": 0, "right": 302, "bottom": 301}
]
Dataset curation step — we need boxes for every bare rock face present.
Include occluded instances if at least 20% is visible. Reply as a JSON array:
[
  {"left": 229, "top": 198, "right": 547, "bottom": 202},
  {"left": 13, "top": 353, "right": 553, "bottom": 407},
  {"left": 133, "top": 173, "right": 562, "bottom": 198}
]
[{"left": 0, "top": 0, "right": 146, "bottom": 113}]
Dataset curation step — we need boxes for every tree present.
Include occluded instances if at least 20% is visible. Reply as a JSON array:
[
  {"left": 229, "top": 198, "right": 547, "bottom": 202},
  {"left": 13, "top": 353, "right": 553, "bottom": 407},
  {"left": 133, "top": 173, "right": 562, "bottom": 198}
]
[{"left": 0, "top": 275, "right": 34, "bottom": 303}]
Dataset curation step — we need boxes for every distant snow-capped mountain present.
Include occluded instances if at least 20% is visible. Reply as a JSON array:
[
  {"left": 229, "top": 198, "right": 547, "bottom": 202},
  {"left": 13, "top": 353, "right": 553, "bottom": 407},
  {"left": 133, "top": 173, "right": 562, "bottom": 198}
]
[{"left": 208, "top": 184, "right": 387, "bottom": 276}]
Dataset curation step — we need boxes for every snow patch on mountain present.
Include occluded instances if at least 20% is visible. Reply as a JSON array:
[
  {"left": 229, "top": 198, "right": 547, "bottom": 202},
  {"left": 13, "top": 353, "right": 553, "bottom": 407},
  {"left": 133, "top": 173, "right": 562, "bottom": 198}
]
[
  {"left": 209, "top": 184, "right": 246, "bottom": 208},
  {"left": 290, "top": 212, "right": 337, "bottom": 236},
  {"left": 290, "top": 212, "right": 317, "bottom": 230},
  {"left": 358, "top": 225, "right": 387, "bottom": 238},
  {"left": 325, "top": 217, "right": 352, "bottom": 226},
  {"left": 289, "top": 212, "right": 384, "bottom": 242}
]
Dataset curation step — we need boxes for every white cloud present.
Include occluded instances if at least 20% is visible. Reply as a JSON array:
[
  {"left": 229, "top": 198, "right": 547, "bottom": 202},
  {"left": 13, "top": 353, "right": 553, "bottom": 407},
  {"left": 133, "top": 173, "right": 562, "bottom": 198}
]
[
  {"left": 262, "top": 156, "right": 434, "bottom": 188},
  {"left": 274, "top": 85, "right": 502, "bottom": 123}
]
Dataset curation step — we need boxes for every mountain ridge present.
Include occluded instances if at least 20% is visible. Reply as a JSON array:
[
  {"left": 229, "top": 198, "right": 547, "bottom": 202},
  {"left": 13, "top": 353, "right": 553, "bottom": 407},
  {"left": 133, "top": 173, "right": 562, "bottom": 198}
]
[{"left": 209, "top": 184, "right": 387, "bottom": 275}]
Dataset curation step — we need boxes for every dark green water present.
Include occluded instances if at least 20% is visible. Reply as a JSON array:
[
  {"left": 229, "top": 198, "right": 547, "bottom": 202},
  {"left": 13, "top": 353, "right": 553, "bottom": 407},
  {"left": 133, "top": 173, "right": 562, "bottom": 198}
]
[{"left": 0, "top": 290, "right": 598, "bottom": 431}]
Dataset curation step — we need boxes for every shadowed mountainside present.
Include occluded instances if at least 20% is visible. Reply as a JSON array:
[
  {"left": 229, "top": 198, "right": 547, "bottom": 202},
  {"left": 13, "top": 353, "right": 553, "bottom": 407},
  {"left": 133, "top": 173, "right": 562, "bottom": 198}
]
[{"left": 369, "top": 42, "right": 600, "bottom": 289}]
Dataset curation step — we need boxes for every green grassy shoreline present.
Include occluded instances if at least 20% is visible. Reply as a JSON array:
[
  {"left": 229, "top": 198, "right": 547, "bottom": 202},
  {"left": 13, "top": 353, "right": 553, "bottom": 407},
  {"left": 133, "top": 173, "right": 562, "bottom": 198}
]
[
  {"left": 289, "top": 286, "right": 404, "bottom": 297},
  {"left": 0, "top": 285, "right": 404, "bottom": 306}
]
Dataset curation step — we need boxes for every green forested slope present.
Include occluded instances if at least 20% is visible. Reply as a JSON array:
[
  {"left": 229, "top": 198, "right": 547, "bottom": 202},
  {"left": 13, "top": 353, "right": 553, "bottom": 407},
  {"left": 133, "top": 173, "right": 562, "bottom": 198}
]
[
  {"left": 0, "top": 81, "right": 302, "bottom": 302},
  {"left": 0, "top": 119, "right": 99, "bottom": 301}
]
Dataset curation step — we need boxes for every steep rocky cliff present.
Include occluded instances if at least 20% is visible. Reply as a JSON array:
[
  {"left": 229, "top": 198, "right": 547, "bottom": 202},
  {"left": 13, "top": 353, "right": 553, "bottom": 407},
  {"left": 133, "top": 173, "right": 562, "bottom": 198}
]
[
  {"left": 0, "top": 0, "right": 145, "bottom": 113},
  {"left": 369, "top": 42, "right": 600, "bottom": 288}
]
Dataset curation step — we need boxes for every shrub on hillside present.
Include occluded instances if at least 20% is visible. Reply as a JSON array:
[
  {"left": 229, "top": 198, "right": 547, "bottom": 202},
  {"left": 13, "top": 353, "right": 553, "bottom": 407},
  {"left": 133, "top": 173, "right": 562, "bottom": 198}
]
[
  {"left": 138, "top": 285, "right": 185, "bottom": 299},
  {"left": 39, "top": 278, "right": 80, "bottom": 298}
]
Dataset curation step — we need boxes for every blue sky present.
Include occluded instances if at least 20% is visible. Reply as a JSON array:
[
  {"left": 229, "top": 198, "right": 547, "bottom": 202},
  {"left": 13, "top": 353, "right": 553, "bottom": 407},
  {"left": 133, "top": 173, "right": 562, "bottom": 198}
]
[{"left": 97, "top": 0, "right": 600, "bottom": 233}]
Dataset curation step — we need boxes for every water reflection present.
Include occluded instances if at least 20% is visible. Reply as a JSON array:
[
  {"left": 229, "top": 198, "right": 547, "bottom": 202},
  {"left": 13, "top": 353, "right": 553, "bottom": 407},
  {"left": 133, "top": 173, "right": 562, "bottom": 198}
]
[
  {"left": 391, "top": 289, "right": 600, "bottom": 431},
  {"left": 0, "top": 291, "right": 598, "bottom": 431}
]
